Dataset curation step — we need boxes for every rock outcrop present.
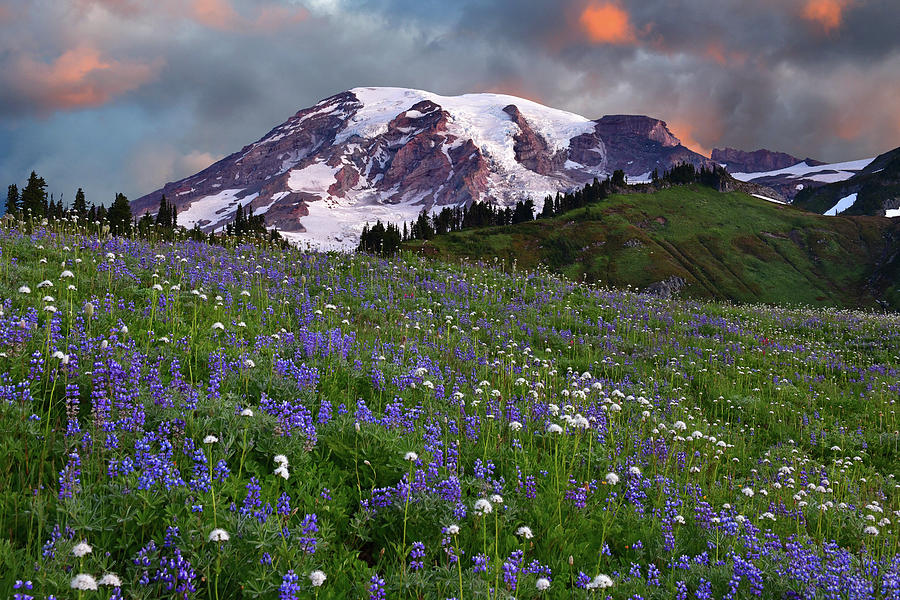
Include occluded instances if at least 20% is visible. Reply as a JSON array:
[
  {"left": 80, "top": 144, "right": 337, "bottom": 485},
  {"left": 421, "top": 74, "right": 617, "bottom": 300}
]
[{"left": 712, "top": 147, "right": 821, "bottom": 174}]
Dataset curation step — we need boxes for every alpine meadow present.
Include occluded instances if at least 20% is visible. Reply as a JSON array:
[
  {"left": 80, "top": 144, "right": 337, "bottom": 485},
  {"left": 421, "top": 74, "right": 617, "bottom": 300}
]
[
  {"left": 4, "top": 0, "right": 900, "bottom": 599},
  {"left": 0, "top": 217, "right": 898, "bottom": 599}
]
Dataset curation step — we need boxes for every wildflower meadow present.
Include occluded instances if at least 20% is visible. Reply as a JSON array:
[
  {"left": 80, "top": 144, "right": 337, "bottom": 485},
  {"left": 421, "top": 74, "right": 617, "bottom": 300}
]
[{"left": 1, "top": 220, "right": 899, "bottom": 599}]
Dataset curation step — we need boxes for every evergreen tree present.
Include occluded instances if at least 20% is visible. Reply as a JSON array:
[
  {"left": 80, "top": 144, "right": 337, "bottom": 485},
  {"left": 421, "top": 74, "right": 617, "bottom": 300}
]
[
  {"left": 6, "top": 184, "right": 19, "bottom": 217},
  {"left": 106, "top": 193, "right": 132, "bottom": 234},
  {"left": 20, "top": 171, "right": 47, "bottom": 217},
  {"left": 73, "top": 188, "right": 87, "bottom": 220},
  {"left": 155, "top": 195, "right": 171, "bottom": 229}
]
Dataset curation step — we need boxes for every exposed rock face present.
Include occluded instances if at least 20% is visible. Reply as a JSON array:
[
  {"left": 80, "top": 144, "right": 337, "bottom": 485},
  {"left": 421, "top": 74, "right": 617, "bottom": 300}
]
[
  {"left": 503, "top": 104, "right": 565, "bottom": 175},
  {"left": 645, "top": 276, "right": 686, "bottom": 297},
  {"left": 131, "top": 88, "right": 714, "bottom": 249},
  {"left": 593, "top": 115, "right": 713, "bottom": 176},
  {"left": 712, "top": 147, "right": 819, "bottom": 174}
]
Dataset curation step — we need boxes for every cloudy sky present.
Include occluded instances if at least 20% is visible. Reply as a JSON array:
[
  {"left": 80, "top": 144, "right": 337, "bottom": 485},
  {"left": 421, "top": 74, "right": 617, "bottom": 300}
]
[{"left": 1, "top": 0, "right": 898, "bottom": 205}]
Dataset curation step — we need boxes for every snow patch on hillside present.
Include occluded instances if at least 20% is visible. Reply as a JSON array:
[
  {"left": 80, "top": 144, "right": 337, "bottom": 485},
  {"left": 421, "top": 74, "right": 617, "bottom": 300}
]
[
  {"left": 732, "top": 158, "right": 874, "bottom": 184},
  {"left": 288, "top": 162, "right": 340, "bottom": 194},
  {"left": 752, "top": 193, "right": 785, "bottom": 204},
  {"left": 825, "top": 193, "right": 858, "bottom": 216},
  {"left": 178, "top": 189, "right": 258, "bottom": 230}
]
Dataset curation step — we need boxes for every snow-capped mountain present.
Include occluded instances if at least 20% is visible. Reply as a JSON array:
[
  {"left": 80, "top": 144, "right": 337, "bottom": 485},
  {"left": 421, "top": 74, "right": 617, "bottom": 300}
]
[
  {"left": 790, "top": 146, "right": 900, "bottom": 217},
  {"left": 131, "top": 87, "right": 710, "bottom": 249},
  {"left": 727, "top": 154, "right": 874, "bottom": 201},
  {"left": 712, "top": 147, "right": 822, "bottom": 176}
]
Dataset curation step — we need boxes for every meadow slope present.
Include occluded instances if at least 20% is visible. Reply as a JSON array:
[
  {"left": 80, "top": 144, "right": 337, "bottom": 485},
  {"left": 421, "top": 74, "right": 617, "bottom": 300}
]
[
  {"left": 1, "top": 222, "right": 899, "bottom": 599},
  {"left": 408, "top": 186, "right": 900, "bottom": 310}
]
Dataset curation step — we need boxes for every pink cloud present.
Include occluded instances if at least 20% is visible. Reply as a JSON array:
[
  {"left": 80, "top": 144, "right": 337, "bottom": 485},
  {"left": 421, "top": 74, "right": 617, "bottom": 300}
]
[
  {"left": 801, "top": 0, "right": 853, "bottom": 33},
  {"left": 579, "top": 2, "right": 636, "bottom": 45},
  {"left": 12, "top": 46, "right": 163, "bottom": 112}
]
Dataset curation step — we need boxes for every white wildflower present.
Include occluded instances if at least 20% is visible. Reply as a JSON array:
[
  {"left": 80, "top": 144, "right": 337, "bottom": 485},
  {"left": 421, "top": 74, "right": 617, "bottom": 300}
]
[
  {"left": 203, "top": 435, "right": 218, "bottom": 444},
  {"left": 70, "top": 574, "right": 98, "bottom": 591},
  {"left": 588, "top": 574, "right": 614, "bottom": 590},
  {"left": 547, "top": 423, "right": 563, "bottom": 434},
  {"left": 446, "top": 524, "right": 460, "bottom": 535},
  {"left": 404, "top": 451, "right": 418, "bottom": 461},
  {"left": 208, "top": 528, "right": 230, "bottom": 542},
  {"left": 274, "top": 464, "right": 290, "bottom": 480},
  {"left": 98, "top": 573, "right": 122, "bottom": 587},
  {"left": 212, "top": 322, "right": 225, "bottom": 330},
  {"left": 60, "top": 270, "right": 74, "bottom": 278},
  {"left": 274, "top": 454, "right": 289, "bottom": 465},
  {"left": 240, "top": 408, "right": 254, "bottom": 417},
  {"left": 516, "top": 526, "right": 534, "bottom": 539},
  {"left": 18, "top": 285, "right": 31, "bottom": 294},
  {"left": 536, "top": 577, "right": 550, "bottom": 591},
  {"left": 474, "top": 498, "right": 493, "bottom": 516},
  {"left": 72, "top": 542, "right": 93, "bottom": 557},
  {"left": 309, "top": 570, "right": 326, "bottom": 587},
  {"left": 605, "top": 472, "right": 620, "bottom": 485}
]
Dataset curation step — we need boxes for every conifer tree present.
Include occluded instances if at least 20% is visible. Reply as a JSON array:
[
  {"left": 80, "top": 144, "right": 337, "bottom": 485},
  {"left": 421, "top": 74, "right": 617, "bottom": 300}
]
[
  {"left": 20, "top": 171, "right": 47, "bottom": 217},
  {"left": 6, "top": 184, "right": 19, "bottom": 217},
  {"left": 106, "top": 193, "right": 132, "bottom": 234},
  {"left": 73, "top": 188, "right": 87, "bottom": 220}
]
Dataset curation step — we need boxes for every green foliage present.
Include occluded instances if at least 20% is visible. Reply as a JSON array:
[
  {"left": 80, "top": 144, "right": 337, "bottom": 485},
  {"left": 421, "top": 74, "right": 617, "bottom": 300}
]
[
  {"left": 416, "top": 185, "right": 900, "bottom": 310},
  {"left": 0, "top": 220, "right": 898, "bottom": 600}
]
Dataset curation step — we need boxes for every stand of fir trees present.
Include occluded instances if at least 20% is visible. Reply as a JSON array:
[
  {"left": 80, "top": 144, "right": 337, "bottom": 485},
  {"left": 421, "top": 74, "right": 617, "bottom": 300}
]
[
  {"left": 356, "top": 163, "right": 737, "bottom": 256},
  {"left": 5, "top": 171, "right": 283, "bottom": 248},
  {"left": 357, "top": 221, "right": 403, "bottom": 255}
]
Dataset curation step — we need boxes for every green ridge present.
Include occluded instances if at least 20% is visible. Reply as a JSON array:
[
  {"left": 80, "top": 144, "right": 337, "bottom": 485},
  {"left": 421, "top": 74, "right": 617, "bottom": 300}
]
[{"left": 407, "top": 185, "right": 900, "bottom": 310}]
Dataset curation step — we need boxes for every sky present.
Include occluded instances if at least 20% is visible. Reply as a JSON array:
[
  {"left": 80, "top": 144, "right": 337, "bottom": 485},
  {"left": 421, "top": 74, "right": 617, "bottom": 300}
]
[{"left": 1, "top": 0, "right": 899, "bottom": 205}]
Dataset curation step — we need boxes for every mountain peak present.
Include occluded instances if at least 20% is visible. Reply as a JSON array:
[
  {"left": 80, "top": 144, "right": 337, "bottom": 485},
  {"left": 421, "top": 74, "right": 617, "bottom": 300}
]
[
  {"left": 711, "top": 147, "right": 821, "bottom": 174},
  {"left": 132, "top": 87, "right": 711, "bottom": 249}
]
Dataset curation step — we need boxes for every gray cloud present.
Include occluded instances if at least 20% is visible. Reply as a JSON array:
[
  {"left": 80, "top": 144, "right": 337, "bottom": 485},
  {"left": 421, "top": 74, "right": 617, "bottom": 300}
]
[{"left": 1, "top": 0, "right": 899, "bottom": 205}]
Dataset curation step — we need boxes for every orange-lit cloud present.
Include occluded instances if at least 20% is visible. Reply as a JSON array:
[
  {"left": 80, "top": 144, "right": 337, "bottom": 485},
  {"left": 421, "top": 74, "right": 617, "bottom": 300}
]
[
  {"left": 481, "top": 78, "right": 545, "bottom": 105},
  {"left": 253, "top": 4, "right": 309, "bottom": 31},
  {"left": 579, "top": 2, "right": 636, "bottom": 45},
  {"left": 189, "top": 0, "right": 307, "bottom": 32},
  {"left": 668, "top": 119, "right": 715, "bottom": 157},
  {"left": 76, "top": 0, "right": 307, "bottom": 32},
  {"left": 802, "top": 0, "right": 852, "bottom": 32},
  {"left": 13, "top": 46, "right": 162, "bottom": 112},
  {"left": 190, "top": 0, "right": 241, "bottom": 30},
  {"left": 700, "top": 40, "right": 749, "bottom": 67}
]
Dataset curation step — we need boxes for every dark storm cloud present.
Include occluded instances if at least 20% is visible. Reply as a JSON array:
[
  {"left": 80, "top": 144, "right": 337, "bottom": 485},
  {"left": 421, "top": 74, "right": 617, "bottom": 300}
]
[{"left": 1, "top": 0, "right": 899, "bottom": 205}]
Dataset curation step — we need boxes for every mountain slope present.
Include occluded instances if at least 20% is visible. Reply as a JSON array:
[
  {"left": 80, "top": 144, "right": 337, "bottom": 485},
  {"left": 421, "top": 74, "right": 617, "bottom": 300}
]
[
  {"left": 791, "top": 146, "right": 900, "bottom": 216},
  {"left": 729, "top": 156, "right": 873, "bottom": 201},
  {"left": 132, "top": 87, "right": 710, "bottom": 249},
  {"left": 407, "top": 186, "right": 900, "bottom": 310},
  {"left": 712, "top": 147, "right": 821, "bottom": 174}
]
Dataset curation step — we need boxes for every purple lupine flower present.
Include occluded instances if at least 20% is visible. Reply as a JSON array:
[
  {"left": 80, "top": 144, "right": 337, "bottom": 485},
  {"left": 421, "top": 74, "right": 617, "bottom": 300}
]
[
  {"left": 368, "top": 574, "right": 386, "bottom": 600},
  {"left": 279, "top": 570, "right": 301, "bottom": 600}
]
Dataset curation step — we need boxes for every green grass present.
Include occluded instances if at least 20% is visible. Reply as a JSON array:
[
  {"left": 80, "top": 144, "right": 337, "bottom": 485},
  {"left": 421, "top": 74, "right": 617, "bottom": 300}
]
[
  {"left": 1, "top": 218, "right": 899, "bottom": 599},
  {"left": 409, "top": 186, "right": 900, "bottom": 309}
]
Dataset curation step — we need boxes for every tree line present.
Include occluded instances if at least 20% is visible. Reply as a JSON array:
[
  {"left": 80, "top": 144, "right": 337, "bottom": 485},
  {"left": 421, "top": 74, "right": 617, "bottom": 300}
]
[
  {"left": 356, "top": 163, "right": 733, "bottom": 255},
  {"left": 5, "top": 170, "right": 280, "bottom": 246}
]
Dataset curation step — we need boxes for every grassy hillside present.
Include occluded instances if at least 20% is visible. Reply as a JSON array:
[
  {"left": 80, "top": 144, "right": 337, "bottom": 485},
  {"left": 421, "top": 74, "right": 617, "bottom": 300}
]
[
  {"left": 2, "top": 222, "right": 900, "bottom": 599},
  {"left": 408, "top": 185, "right": 900, "bottom": 310}
]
